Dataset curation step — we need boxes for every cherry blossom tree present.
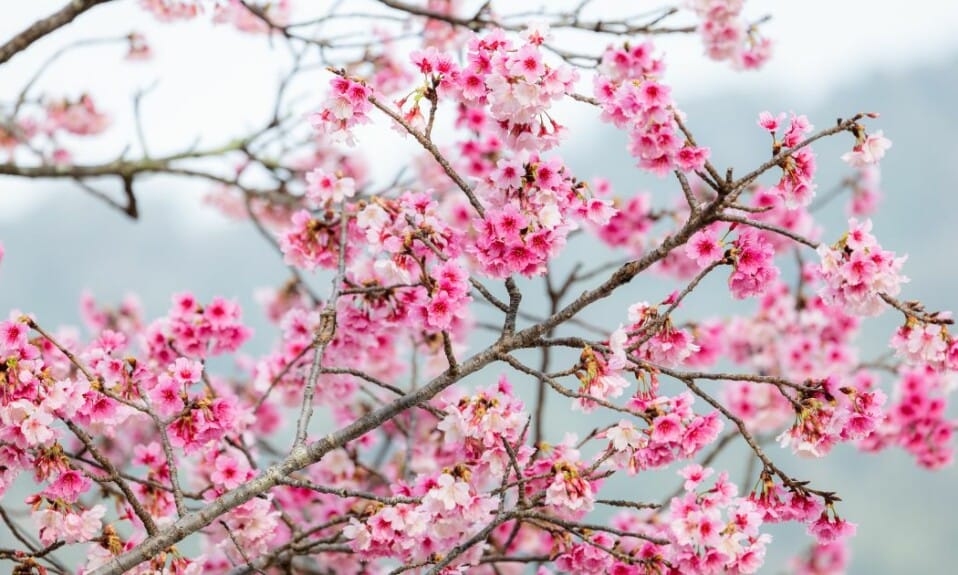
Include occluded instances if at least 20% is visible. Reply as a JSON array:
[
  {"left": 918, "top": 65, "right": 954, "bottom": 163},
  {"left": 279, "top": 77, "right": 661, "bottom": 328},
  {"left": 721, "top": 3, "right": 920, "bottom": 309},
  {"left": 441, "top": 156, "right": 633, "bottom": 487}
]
[{"left": 0, "top": 1, "right": 952, "bottom": 574}]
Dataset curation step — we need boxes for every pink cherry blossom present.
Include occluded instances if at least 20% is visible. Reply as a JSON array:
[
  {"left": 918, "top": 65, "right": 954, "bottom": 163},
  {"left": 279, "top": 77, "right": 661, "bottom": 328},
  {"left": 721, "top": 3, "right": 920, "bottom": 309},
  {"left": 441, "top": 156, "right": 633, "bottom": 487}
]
[
  {"left": 686, "top": 227, "right": 725, "bottom": 268},
  {"left": 842, "top": 130, "right": 892, "bottom": 167}
]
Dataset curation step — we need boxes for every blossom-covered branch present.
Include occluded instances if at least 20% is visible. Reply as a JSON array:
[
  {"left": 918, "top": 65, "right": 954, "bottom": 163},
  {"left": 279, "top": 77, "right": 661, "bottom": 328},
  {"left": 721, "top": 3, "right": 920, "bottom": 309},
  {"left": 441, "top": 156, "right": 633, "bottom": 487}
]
[{"left": 0, "top": 2, "right": 953, "bottom": 575}]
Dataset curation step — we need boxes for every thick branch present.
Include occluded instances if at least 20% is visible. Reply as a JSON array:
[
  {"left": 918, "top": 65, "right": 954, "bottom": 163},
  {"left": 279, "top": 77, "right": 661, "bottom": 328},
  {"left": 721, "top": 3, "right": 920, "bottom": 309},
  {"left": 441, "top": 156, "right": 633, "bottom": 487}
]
[
  {"left": 0, "top": 0, "right": 113, "bottom": 65},
  {"left": 89, "top": 340, "right": 509, "bottom": 575}
]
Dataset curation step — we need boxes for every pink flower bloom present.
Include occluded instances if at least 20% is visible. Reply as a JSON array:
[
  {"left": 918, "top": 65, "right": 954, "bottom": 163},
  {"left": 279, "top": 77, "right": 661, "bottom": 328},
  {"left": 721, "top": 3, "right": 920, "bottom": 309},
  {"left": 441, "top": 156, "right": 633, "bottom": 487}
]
[
  {"left": 310, "top": 77, "right": 373, "bottom": 145},
  {"left": 150, "top": 374, "right": 185, "bottom": 417},
  {"left": 555, "top": 534, "right": 615, "bottom": 574},
  {"left": 33, "top": 505, "right": 105, "bottom": 545},
  {"left": 211, "top": 453, "right": 250, "bottom": 489},
  {"left": 491, "top": 158, "right": 523, "bottom": 189},
  {"left": 842, "top": 130, "right": 892, "bottom": 167},
  {"left": 217, "top": 496, "right": 279, "bottom": 561},
  {"left": 140, "top": 0, "right": 201, "bottom": 22},
  {"left": 789, "top": 540, "right": 850, "bottom": 575},
  {"left": 44, "top": 470, "right": 92, "bottom": 502},
  {"left": 306, "top": 168, "right": 356, "bottom": 205},
  {"left": 133, "top": 441, "right": 164, "bottom": 467},
  {"left": 728, "top": 228, "right": 779, "bottom": 299},
  {"left": 817, "top": 218, "right": 908, "bottom": 316},
  {"left": 686, "top": 228, "right": 724, "bottom": 268},
  {"left": 1, "top": 400, "right": 55, "bottom": 447},
  {"left": 689, "top": 0, "right": 773, "bottom": 69},
  {"left": 782, "top": 114, "right": 813, "bottom": 147},
  {"left": 280, "top": 210, "right": 345, "bottom": 271},
  {"left": 681, "top": 411, "right": 724, "bottom": 455},
  {"left": 170, "top": 357, "right": 202, "bottom": 385},
  {"left": 596, "top": 192, "right": 655, "bottom": 256},
  {"left": 425, "top": 473, "right": 471, "bottom": 511},
  {"left": 891, "top": 322, "right": 950, "bottom": 366},
  {"left": 510, "top": 45, "right": 545, "bottom": 82},
  {"left": 545, "top": 463, "right": 595, "bottom": 515},
  {"left": 807, "top": 511, "right": 857, "bottom": 544},
  {"left": 645, "top": 328, "right": 701, "bottom": 366},
  {"left": 675, "top": 145, "right": 711, "bottom": 173},
  {"left": 757, "top": 111, "right": 785, "bottom": 132},
  {"left": 679, "top": 463, "right": 714, "bottom": 491},
  {"left": 343, "top": 517, "right": 372, "bottom": 551},
  {"left": 863, "top": 366, "right": 955, "bottom": 469},
  {"left": 126, "top": 31, "right": 152, "bottom": 60},
  {"left": 606, "top": 420, "right": 644, "bottom": 451},
  {"left": 45, "top": 94, "right": 110, "bottom": 136},
  {"left": 653, "top": 414, "right": 683, "bottom": 443}
]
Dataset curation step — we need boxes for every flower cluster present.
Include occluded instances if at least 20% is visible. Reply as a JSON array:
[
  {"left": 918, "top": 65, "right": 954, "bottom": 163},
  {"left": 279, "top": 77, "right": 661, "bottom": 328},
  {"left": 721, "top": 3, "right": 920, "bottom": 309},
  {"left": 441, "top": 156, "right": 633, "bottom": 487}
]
[
  {"left": 305, "top": 168, "right": 357, "bottom": 207},
  {"left": 685, "top": 197, "right": 817, "bottom": 272},
  {"left": 447, "top": 30, "right": 578, "bottom": 151},
  {"left": 32, "top": 504, "right": 106, "bottom": 545},
  {"left": 688, "top": 0, "right": 773, "bottom": 69},
  {"left": 841, "top": 130, "right": 892, "bottom": 168},
  {"left": 1, "top": 318, "right": 90, "bottom": 455},
  {"left": 618, "top": 300, "right": 702, "bottom": 367},
  {"left": 280, "top": 209, "right": 361, "bottom": 271},
  {"left": 213, "top": 495, "right": 281, "bottom": 562},
  {"left": 817, "top": 218, "right": 908, "bottom": 316},
  {"left": 143, "top": 292, "right": 251, "bottom": 362},
  {"left": 749, "top": 474, "right": 856, "bottom": 547},
  {"left": 554, "top": 531, "right": 618, "bottom": 574},
  {"left": 595, "top": 41, "right": 711, "bottom": 176},
  {"left": 351, "top": 191, "right": 474, "bottom": 334},
  {"left": 213, "top": 0, "right": 290, "bottom": 33},
  {"left": 141, "top": 0, "right": 290, "bottom": 34},
  {"left": 418, "top": 260, "right": 471, "bottom": 331},
  {"left": 861, "top": 366, "right": 955, "bottom": 469},
  {"left": 469, "top": 203, "right": 562, "bottom": 278},
  {"left": 309, "top": 77, "right": 374, "bottom": 145},
  {"left": 595, "top": 185, "right": 657, "bottom": 257},
  {"left": 139, "top": 0, "right": 202, "bottom": 21},
  {"left": 758, "top": 111, "right": 818, "bottom": 207},
  {"left": 525, "top": 438, "right": 598, "bottom": 519},
  {"left": 728, "top": 227, "right": 779, "bottom": 299},
  {"left": 158, "top": 388, "right": 240, "bottom": 454},
  {"left": 343, "top": 466, "right": 500, "bottom": 569},
  {"left": 789, "top": 540, "right": 850, "bottom": 575},
  {"left": 580, "top": 465, "right": 771, "bottom": 575},
  {"left": 651, "top": 466, "right": 772, "bottom": 573},
  {"left": 45, "top": 94, "right": 110, "bottom": 136},
  {"left": 605, "top": 392, "right": 724, "bottom": 474},
  {"left": 847, "top": 165, "right": 882, "bottom": 216},
  {"left": 775, "top": 375, "right": 886, "bottom": 458},
  {"left": 357, "top": 191, "right": 463, "bottom": 277},
  {"left": 469, "top": 154, "right": 614, "bottom": 278},
  {"left": 572, "top": 345, "right": 630, "bottom": 412},
  {"left": 890, "top": 319, "right": 957, "bottom": 370},
  {"left": 720, "top": 281, "right": 869, "bottom": 441},
  {"left": 437, "top": 376, "right": 529, "bottom": 480}
]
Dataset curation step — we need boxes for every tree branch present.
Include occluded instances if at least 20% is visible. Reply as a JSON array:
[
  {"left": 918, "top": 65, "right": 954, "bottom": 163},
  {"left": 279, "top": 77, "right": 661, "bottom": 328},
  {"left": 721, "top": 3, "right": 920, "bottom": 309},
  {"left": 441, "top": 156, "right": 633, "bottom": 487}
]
[{"left": 0, "top": 0, "right": 113, "bottom": 65}]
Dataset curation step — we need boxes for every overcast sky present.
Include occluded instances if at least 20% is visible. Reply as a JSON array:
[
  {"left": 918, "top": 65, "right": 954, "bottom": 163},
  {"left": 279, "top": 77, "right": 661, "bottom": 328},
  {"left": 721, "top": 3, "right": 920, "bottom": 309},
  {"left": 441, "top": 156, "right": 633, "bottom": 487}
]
[{"left": 4, "top": 1, "right": 957, "bottom": 97}]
